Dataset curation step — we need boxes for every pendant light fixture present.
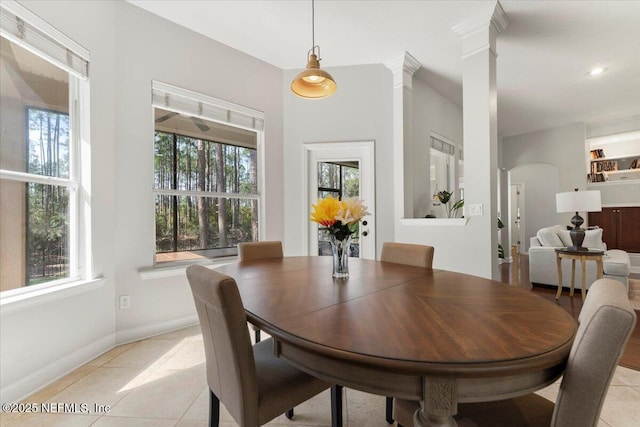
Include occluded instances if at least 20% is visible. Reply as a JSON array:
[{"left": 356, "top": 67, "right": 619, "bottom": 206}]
[{"left": 291, "top": 0, "right": 336, "bottom": 99}]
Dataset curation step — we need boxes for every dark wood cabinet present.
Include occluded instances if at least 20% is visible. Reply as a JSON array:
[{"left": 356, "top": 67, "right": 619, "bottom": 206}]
[{"left": 589, "top": 206, "right": 640, "bottom": 253}]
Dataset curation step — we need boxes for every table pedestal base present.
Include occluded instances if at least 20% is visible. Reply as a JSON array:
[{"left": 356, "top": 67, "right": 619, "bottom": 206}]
[
  {"left": 414, "top": 377, "right": 458, "bottom": 427},
  {"left": 414, "top": 410, "right": 458, "bottom": 427}
]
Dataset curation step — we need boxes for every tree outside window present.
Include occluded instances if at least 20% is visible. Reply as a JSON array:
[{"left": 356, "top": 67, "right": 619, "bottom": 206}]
[
  {"left": 26, "top": 108, "right": 71, "bottom": 285},
  {"left": 153, "top": 115, "right": 259, "bottom": 262}
]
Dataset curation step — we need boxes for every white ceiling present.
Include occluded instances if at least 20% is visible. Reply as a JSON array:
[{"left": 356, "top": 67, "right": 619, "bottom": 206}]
[{"left": 127, "top": 0, "right": 640, "bottom": 138}]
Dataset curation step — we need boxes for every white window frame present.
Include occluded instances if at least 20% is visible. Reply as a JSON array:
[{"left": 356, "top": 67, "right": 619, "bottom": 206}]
[
  {"left": 151, "top": 81, "right": 265, "bottom": 265},
  {"left": 0, "top": 0, "right": 93, "bottom": 308}
]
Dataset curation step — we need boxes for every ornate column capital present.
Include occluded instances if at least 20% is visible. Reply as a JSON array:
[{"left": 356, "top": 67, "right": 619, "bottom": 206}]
[
  {"left": 452, "top": 1, "right": 510, "bottom": 58},
  {"left": 385, "top": 51, "right": 421, "bottom": 89}
]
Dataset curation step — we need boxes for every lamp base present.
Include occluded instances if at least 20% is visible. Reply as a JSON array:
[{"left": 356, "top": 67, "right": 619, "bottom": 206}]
[{"left": 569, "top": 213, "right": 587, "bottom": 251}]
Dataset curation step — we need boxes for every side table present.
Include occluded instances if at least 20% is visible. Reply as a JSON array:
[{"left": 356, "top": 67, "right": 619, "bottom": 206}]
[{"left": 555, "top": 248, "right": 604, "bottom": 301}]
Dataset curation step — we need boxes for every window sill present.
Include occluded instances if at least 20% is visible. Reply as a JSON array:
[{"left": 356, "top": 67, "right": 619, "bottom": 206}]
[
  {"left": 400, "top": 217, "right": 469, "bottom": 226},
  {"left": 139, "top": 256, "right": 239, "bottom": 280},
  {"left": 0, "top": 277, "right": 106, "bottom": 316}
]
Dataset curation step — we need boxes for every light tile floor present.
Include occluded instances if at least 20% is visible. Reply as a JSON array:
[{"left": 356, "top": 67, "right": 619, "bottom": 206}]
[{"left": 2, "top": 325, "right": 640, "bottom": 427}]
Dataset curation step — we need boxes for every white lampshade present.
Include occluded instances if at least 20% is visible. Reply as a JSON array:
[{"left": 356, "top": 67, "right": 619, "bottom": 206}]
[{"left": 556, "top": 190, "right": 602, "bottom": 213}]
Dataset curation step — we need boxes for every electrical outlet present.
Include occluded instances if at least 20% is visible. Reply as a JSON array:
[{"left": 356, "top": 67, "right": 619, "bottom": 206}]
[
  {"left": 468, "top": 204, "right": 484, "bottom": 216},
  {"left": 119, "top": 295, "right": 131, "bottom": 310}
]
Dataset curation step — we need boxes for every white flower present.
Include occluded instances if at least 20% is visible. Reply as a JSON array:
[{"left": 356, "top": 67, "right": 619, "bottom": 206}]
[{"left": 336, "top": 197, "right": 369, "bottom": 226}]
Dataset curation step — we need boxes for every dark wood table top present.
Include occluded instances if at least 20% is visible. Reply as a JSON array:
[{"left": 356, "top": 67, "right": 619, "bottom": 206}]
[
  {"left": 555, "top": 248, "right": 605, "bottom": 255},
  {"left": 215, "top": 256, "right": 577, "bottom": 378}
]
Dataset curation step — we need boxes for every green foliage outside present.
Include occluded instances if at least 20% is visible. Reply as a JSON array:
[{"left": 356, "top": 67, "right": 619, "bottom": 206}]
[
  {"left": 154, "top": 131, "right": 258, "bottom": 253},
  {"left": 26, "top": 108, "right": 70, "bottom": 285}
]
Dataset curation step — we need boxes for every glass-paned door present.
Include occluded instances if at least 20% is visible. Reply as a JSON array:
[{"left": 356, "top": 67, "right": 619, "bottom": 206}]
[{"left": 317, "top": 161, "right": 360, "bottom": 257}]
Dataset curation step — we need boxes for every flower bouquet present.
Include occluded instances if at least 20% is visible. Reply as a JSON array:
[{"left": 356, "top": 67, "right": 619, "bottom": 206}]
[{"left": 310, "top": 195, "right": 369, "bottom": 278}]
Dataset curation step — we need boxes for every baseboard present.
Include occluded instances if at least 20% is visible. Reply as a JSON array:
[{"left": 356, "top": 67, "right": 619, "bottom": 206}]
[
  {"left": 115, "top": 314, "right": 199, "bottom": 345},
  {"left": 1, "top": 315, "right": 200, "bottom": 403},
  {"left": 0, "top": 333, "right": 115, "bottom": 404}
]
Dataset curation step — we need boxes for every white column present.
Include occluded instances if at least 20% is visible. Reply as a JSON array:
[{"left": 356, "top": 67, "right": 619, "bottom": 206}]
[
  {"left": 453, "top": 2, "right": 509, "bottom": 280},
  {"left": 385, "top": 52, "right": 421, "bottom": 230}
]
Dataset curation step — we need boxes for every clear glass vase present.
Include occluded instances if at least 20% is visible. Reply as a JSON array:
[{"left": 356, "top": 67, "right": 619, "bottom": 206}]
[{"left": 329, "top": 233, "right": 352, "bottom": 279}]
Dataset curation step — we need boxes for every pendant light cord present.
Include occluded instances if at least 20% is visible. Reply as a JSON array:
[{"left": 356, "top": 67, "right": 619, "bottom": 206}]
[{"left": 311, "top": 0, "right": 315, "bottom": 51}]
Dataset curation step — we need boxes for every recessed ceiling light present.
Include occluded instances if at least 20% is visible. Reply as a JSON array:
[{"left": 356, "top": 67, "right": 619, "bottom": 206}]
[{"left": 588, "top": 67, "right": 606, "bottom": 76}]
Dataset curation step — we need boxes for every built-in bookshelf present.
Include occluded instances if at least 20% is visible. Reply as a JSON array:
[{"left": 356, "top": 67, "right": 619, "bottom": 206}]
[{"left": 587, "top": 132, "right": 640, "bottom": 184}]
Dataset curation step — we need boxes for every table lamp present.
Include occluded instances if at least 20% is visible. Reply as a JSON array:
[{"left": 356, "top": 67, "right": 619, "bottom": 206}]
[{"left": 556, "top": 189, "right": 602, "bottom": 251}]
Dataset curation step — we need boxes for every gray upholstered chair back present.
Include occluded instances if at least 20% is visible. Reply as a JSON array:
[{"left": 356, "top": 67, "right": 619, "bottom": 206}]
[
  {"left": 552, "top": 278, "right": 636, "bottom": 427},
  {"left": 186, "top": 265, "right": 258, "bottom": 426},
  {"left": 237, "top": 241, "right": 283, "bottom": 344},
  {"left": 381, "top": 242, "right": 434, "bottom": 268},
  {"left": 238, "top": 241, "right": 284, "bottom": 261}
]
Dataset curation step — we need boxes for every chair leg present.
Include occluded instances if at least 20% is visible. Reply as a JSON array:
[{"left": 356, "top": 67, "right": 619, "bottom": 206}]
[
  {"left": 209, "top": 389, "right": 220, "bottom": 427},
  {"left": 285, "top": 408, "right": 294, "bottom": 419},
  {"left": 385, "top": 396, "right": 394, "bottom": 423},
  {"left": 331, "top": 384, "right": 344, "bottom": 427},
  {"left": 254, "top": 328, "right": 261, "bottom": 343}
]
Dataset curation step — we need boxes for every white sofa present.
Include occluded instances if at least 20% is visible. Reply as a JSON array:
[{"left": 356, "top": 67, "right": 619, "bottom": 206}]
[{"left": 529, "top": 225, "right": 630, "bottom": 289}]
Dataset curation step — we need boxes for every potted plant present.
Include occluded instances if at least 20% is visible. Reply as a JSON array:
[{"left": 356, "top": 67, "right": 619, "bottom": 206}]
[{"left": 433, "top": 190, "right": 464, "bottom": 218}]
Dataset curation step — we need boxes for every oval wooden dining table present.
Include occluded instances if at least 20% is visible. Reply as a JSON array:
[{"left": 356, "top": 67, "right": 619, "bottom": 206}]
[{"left": 214, "top": 256, "right": 577, "bottom": 427}]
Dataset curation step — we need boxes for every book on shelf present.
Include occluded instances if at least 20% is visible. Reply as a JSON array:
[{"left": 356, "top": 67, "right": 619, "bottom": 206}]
[
  {"left": 590, "top": 149, "right": 605, "bottom": 159},
  {"left": 587, "top": 172, "right": 606, "bottom": 183},
  {"left": 592, "top": 160, "right": 617, "bottom": 173}
]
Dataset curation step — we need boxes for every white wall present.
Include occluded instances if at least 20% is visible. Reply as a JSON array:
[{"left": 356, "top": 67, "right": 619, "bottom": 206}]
[
  {"left": 113, "top": 2, "right": 284, "bottom": 340},
  {"left": 500, "top": 123, "right": 587, "bottom": 250},
  {"left": 586, "top": 114, "right": 640, "bottom": 139},
  {"left": 508, "top": 164, "right": 564, "bottom": 252},
  {"left": 282, "top": 64, "right": 394, "bottom": 258},
  {"left": 502, "top": 123, "right": 586, "bottom": 192},
  {"left": 1, "top": 0, "right": 284, "bottom": 402}
]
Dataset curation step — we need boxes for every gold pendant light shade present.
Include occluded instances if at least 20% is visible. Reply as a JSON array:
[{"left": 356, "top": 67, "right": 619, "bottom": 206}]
[
  {"left": 291, "top": 0, "right": 336, "bottom": 99},
  {"left": 291, "top": 53, "right": 337, "bottom": 99}
]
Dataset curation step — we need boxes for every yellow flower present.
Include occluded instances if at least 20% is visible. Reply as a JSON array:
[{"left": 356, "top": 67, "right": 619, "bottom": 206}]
[{"left": 310, "top": 195, "right": 341, "bottom": 227}]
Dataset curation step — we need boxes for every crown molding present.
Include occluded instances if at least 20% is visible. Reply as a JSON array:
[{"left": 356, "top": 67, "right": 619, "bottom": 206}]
[
  {"left": 385, "top": 52, "right": 421, "bottom": 89},
  {"left": 491, "top": 1, "right": 510, "bottom": 34},
  {"left": 452, "top": 1, "right": 510, "bottom": 38}
]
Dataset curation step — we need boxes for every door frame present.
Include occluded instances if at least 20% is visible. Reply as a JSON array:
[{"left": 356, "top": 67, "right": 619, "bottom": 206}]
[
  {"left": 302, "top": 141, "right": 376, "bottom": 259},
  {"left": 509, "top": 181, "right": 525, "bottom": 254}
]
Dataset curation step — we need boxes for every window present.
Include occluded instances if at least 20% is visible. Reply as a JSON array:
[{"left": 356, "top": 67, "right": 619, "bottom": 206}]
[
  {"left": 0, "top": 2, "right": 89, "bottom": 293},
  {"left": 152, "top": 82, "right": 263, "bottom": 263}
]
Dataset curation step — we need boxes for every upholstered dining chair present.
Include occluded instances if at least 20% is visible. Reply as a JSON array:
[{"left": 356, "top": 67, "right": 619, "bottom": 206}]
[
  {"left": 380, "top": 242, "right": 435, "bottom": 269},
  {"left": 380, "top": 242, "right": 435, "bottom": 424},
  {"left": 187, "top": 264, "right": 340, "bottom": 427},
  {"left": 393, "top": 278, "right": 637, "bottom": 427},
  {"left": 238, "top": 240, "right": 284, "bottom": 262},
  {"left": 238, "top": 241, "right": 284, "bottom": 343}
]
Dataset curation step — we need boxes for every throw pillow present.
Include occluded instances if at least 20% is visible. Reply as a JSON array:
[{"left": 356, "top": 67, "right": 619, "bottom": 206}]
[
  {"left": 557, "top": 229, "right": 573, "bottom": 247},
  {"left": 537, "top": 226, "right": 564, "bottom": 247},
  {"left": 582, "top": 228, "right": 605, "bottom": 250}
]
